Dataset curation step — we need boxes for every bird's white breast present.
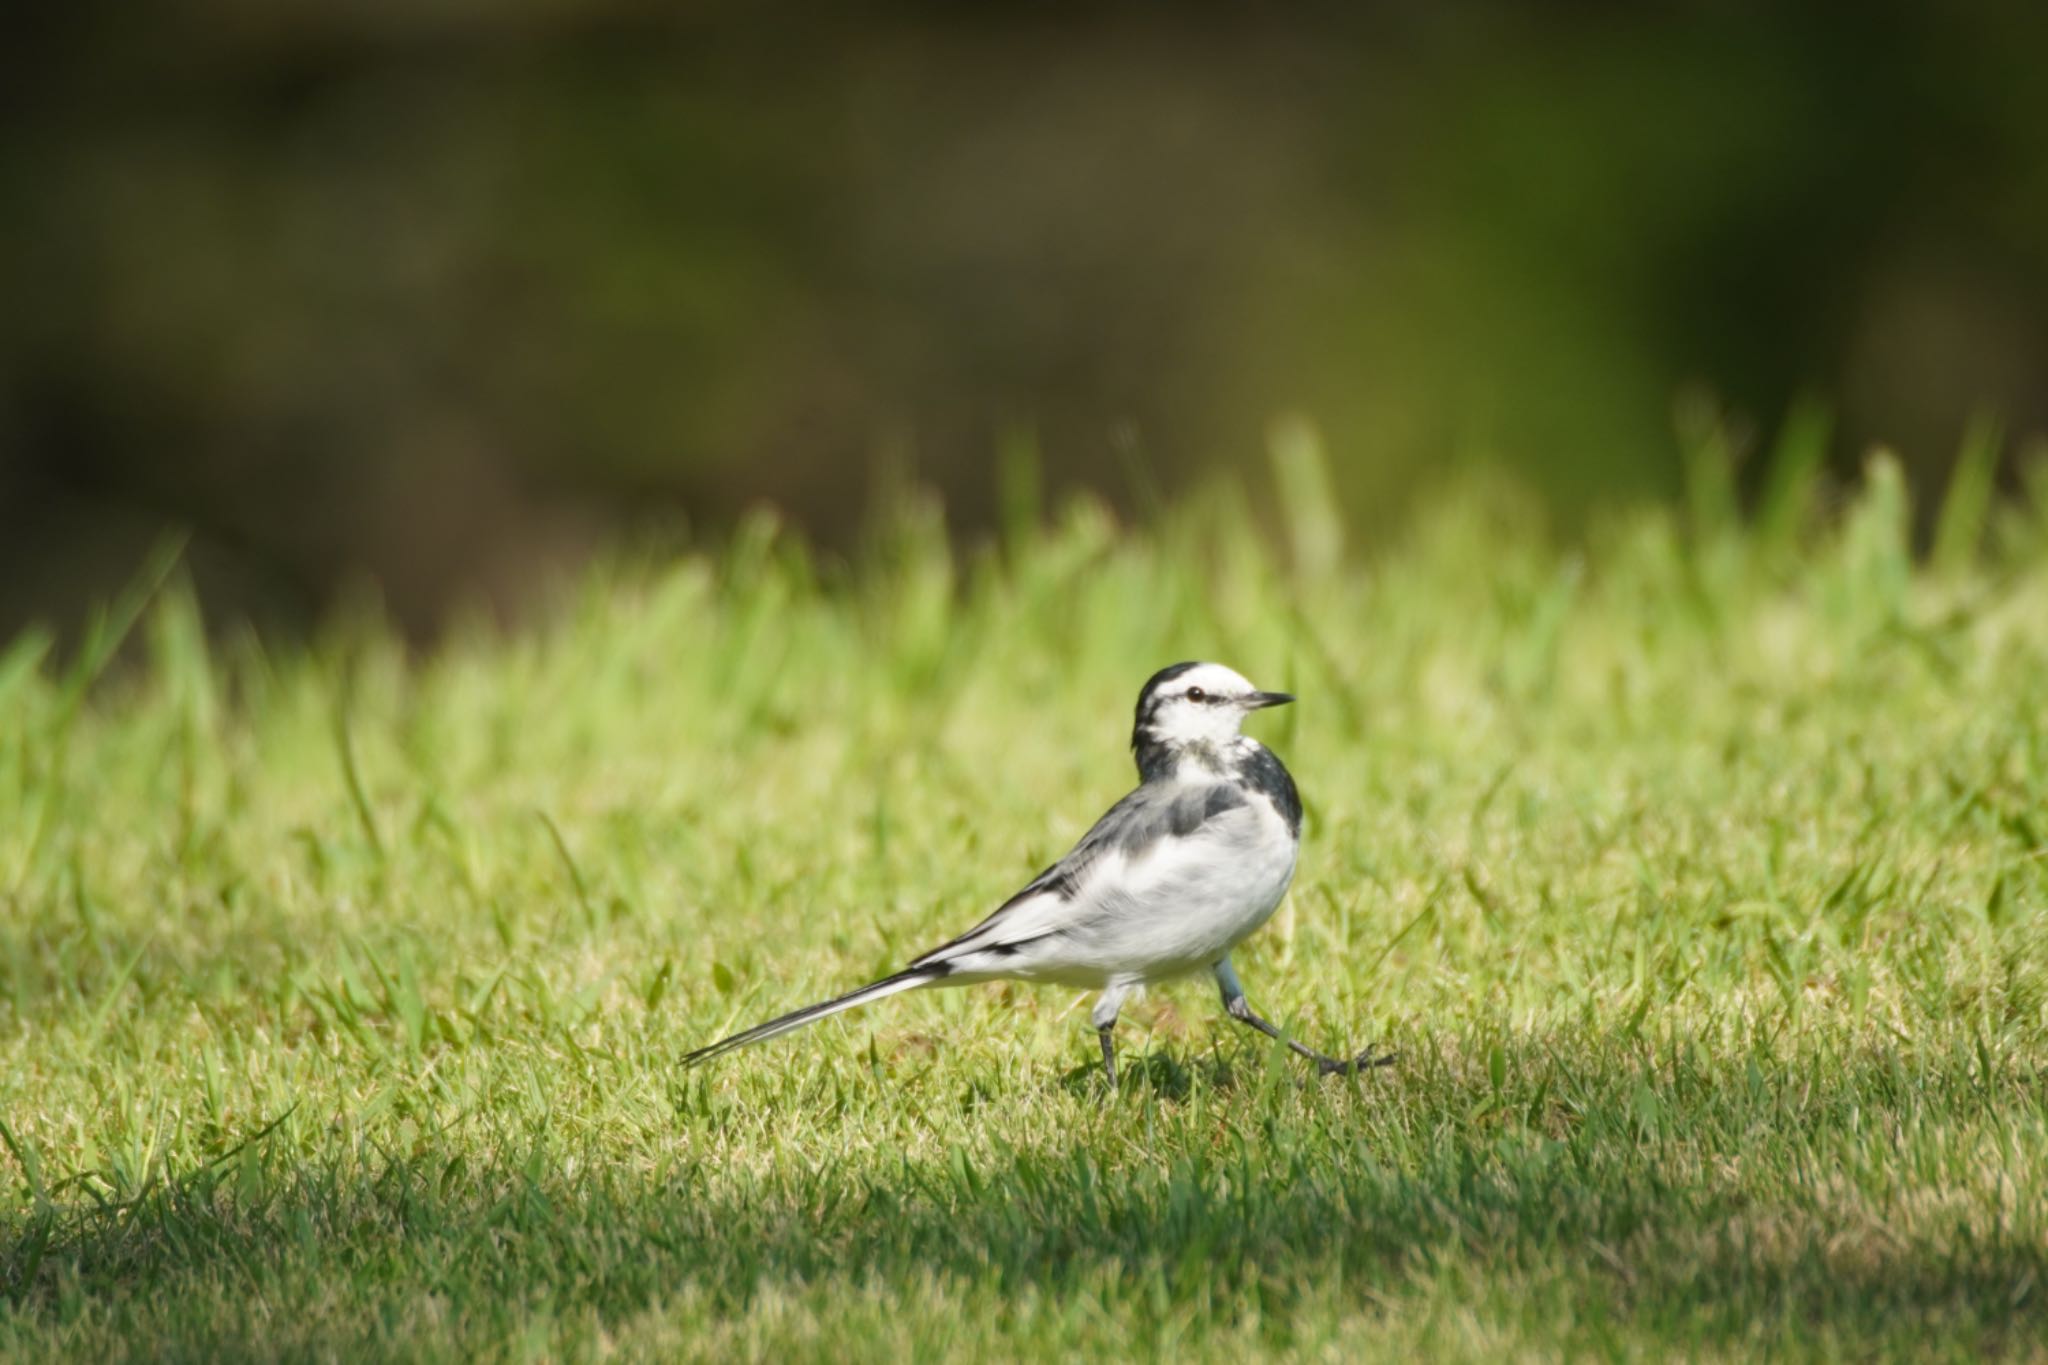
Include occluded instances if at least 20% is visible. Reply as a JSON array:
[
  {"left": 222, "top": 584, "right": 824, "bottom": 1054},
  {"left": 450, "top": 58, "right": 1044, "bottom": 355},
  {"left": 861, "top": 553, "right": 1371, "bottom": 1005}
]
[{"left": 1047, "top": 787, "right": 1299, "bottom": 985}]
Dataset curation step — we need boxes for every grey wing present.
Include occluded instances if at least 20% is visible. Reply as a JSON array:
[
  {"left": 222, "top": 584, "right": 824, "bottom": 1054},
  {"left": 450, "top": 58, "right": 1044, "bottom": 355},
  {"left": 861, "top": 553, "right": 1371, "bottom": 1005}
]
[{"left": 908, "top": 782, "right": 1247, "bottom": 971}]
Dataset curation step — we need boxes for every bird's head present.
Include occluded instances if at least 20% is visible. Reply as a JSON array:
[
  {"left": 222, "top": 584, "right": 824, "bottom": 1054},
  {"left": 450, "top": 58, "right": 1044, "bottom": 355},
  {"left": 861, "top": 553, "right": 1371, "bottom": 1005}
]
[{"left": 1130, "top": 661, "right": 1293, "bottom": 777}]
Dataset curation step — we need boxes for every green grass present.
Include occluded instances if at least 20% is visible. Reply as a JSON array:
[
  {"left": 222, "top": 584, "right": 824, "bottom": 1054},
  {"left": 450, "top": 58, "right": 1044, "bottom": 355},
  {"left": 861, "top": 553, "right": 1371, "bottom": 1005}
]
[{"left": 4, "top": 449, "right": 2048, "bottom": 1361}]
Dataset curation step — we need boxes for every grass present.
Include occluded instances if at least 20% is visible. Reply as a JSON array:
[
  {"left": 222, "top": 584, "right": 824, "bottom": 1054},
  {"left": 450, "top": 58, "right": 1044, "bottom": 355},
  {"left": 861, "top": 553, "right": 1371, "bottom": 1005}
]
[{"left": 3, "top": 442, "right": 2048, "bottom": 1361}]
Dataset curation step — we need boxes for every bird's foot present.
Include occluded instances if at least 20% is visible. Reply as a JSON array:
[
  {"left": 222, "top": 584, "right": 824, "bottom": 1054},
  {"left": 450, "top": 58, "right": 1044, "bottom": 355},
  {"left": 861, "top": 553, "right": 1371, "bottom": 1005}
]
[{"left": 1315, "top": 1048, "right": 1398, "bottom": 1077}]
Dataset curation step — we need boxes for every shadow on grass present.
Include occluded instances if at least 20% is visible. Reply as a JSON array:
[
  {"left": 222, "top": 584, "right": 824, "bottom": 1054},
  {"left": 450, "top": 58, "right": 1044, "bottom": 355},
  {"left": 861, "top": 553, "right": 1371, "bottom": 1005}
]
[
  {"left": 1054, "top": 1046, "right": 1234, "bottom": 1101},
  {"left": 4, "top": 1032, "right": 2046, "bottom": 1355}
]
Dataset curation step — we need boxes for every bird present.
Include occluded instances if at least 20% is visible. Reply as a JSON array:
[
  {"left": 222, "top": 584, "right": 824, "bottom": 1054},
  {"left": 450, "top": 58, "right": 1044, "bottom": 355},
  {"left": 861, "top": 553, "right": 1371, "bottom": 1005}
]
[{"left": 680, "top": 661, "right": 1393, "bottom": 1087}]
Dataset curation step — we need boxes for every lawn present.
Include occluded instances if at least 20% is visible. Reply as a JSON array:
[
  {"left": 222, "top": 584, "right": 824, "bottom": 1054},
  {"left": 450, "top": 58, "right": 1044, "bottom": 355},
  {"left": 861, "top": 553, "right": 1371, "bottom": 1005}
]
[{"left": 3, "top": 447, "right": 2047, "bottom": 1361}]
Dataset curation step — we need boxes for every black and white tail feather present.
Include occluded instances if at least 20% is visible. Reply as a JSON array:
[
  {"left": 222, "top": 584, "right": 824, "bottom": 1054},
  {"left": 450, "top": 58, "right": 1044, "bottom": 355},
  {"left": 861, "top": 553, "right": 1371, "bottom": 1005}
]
[
  {"left": 678, "top": 967, "right": 942, "bottom": 1068},
  {"left": 679, "top": 662, "right": 1395, "bottom": 1088}
]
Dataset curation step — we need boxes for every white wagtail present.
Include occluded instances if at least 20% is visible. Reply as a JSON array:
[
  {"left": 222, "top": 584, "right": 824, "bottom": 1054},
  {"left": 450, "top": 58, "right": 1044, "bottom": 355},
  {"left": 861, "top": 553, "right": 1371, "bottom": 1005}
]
[{"left": 681, "top": 662, "right": 1392, "bottom": 1086}]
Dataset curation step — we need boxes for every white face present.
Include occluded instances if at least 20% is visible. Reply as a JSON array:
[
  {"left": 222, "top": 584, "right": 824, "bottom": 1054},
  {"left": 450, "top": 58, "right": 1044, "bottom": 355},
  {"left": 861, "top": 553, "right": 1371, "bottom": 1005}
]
[{"left": 1139, "top": 662, "right": 1289, "bottom": 749}]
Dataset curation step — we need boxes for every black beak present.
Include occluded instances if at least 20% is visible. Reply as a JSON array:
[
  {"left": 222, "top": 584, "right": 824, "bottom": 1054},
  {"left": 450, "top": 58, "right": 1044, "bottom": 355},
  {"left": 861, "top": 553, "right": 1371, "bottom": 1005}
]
[{"left": 1246, "top": 691, "right": 1294, "bottom": 709}]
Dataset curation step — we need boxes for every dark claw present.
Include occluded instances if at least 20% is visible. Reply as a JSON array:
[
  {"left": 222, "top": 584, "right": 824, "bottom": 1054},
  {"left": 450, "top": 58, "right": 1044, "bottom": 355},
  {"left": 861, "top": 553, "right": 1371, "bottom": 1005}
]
[{"left": 1316, "top": 1049, "right": 1398, "bottom": 1077}]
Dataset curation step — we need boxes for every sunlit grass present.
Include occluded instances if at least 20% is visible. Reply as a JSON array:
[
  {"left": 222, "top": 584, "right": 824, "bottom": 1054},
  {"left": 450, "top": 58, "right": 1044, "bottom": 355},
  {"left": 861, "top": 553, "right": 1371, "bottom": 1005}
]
[{"left": 3, "top": 445, "right": 2047, "bottom": 1360}]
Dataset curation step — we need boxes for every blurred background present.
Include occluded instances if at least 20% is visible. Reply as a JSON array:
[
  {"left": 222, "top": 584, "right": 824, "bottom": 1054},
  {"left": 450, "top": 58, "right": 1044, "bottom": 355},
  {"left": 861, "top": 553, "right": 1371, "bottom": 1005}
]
[{"left": 4, "top": 1, "right": 2046, "bottom": 638}]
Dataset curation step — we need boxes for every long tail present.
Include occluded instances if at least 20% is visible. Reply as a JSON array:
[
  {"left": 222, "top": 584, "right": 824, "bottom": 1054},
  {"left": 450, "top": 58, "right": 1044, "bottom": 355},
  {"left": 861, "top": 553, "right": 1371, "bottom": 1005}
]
[{"left": 679, "top": 965, "right": 945, "bottom": 1068}]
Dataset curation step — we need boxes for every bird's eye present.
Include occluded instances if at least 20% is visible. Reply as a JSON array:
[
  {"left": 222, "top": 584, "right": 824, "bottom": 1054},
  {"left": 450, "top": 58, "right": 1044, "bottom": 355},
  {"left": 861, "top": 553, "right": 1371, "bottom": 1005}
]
[{"left": 1186, "top": 686, "right": 1206, "bottom": 702}]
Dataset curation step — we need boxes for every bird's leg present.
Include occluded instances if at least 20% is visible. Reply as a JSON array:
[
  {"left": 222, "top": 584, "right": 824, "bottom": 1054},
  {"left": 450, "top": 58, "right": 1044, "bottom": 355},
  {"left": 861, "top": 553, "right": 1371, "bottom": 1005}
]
[
  {"left": 1212, "top": 958, "right": 1394, "bottom": 1077},
  {"left": 1091, "top": 982, "right": 1132, "bottom": 1092},
  {"left": 1225, "top": 996, "right": 1393, "bottom": 1075}
]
